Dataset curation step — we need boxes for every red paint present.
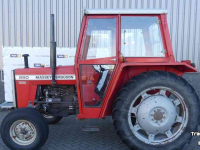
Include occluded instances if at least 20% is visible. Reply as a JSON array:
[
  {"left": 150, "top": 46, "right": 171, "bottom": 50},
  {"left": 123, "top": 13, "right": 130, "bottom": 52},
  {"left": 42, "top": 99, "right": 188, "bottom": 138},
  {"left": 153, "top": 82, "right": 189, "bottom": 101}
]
[
  {"left": 15, "top": 14, "right": 198, "bottom": 119},
  {"left": 181, "top": 60, "right": 192, "bottom": 65}
]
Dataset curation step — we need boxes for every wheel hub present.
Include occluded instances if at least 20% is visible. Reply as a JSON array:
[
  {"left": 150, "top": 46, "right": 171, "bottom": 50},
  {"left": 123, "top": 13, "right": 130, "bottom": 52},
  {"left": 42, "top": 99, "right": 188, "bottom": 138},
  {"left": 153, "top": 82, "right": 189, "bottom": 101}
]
[
  {"left": 15, "top": 123, "right": 34, "bottom": 140},
  {"left": 137, "top": 95, "right": 177, "bottom": 134},
  {"left": 153, "top": 110, "right": 163, "bottom": 121},
  {"left": 150, "top": 107, "right": 167, "bottom": 126},
  {"left": 20, "top": 128, "right": 28, "bottom": 135},
  {"left": 10, "top": 120, "right": 37, "bottom": 145}
]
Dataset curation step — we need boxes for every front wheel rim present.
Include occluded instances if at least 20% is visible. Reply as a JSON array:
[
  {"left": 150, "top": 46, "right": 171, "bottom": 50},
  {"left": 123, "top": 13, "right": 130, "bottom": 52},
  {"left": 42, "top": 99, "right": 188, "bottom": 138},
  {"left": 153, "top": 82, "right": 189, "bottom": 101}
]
[
  {"left": 128, "top": 86, "right": 188, "bottom": 145},
  {"left": 10, "top": 120, "right": 37, "bottom": 146}
]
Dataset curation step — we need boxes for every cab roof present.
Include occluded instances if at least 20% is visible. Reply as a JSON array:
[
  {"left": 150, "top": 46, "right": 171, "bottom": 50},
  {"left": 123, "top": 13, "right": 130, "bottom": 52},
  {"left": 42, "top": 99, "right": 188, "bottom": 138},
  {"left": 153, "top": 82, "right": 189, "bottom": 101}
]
[{"left": 84, "top": 9, "right": 168, "bottom": 15}]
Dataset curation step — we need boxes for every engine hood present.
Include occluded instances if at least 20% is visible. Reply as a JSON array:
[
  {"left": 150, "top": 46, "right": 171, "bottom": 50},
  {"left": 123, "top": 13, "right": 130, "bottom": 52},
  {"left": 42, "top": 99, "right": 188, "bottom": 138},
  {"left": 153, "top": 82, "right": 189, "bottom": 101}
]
[{"left": 14, "top": 65, "right": 76, "bottom": 82}]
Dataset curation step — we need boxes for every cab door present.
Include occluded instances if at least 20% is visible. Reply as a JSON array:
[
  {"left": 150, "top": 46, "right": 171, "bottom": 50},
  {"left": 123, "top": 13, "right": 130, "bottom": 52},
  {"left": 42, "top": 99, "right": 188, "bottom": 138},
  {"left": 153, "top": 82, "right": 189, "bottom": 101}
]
[{"left": 76, "top": 15, "right": 119, "bottom": 118}]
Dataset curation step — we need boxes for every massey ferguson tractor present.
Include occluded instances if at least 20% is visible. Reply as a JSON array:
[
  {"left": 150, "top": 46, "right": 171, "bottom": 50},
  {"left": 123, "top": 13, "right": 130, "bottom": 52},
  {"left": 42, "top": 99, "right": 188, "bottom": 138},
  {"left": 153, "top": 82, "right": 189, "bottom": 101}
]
[{"left": 1, "top": 9, "right": 199, "bottom": 150}]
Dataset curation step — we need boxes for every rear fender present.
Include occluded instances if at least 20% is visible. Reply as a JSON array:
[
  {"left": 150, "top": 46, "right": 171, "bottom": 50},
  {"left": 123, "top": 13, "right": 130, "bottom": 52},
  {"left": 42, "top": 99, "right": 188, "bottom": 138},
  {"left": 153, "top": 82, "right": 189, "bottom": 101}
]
[{"left": 100, "top": 62, "right": 197, "bottom": 117}]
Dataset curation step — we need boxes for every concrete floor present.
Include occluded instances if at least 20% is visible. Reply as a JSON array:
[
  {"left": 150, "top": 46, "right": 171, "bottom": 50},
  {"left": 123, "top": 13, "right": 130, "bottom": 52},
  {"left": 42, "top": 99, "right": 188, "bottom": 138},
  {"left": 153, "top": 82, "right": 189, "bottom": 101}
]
[{"left": 0, "top": 110, "right": 199, "bottom": 150}]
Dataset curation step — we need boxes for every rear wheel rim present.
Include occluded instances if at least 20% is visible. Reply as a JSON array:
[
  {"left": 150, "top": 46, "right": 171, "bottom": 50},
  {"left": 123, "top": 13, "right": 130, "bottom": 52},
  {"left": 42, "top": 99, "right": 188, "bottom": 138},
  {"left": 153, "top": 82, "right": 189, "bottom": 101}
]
[
  {"left": 10, "top": 120, "right": 37, "bottom": 146},
  {"left": 128, "top": 86, "right": 188, "bottom": 145}
]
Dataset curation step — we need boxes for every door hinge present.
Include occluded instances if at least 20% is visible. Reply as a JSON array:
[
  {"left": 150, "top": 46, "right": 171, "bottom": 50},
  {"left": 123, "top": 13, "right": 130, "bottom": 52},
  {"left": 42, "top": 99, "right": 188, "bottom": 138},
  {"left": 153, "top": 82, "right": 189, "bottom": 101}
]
[
  {"left": 156, "top": 20, "right": 161, "bottom": 24},
  {"left": 161, "top": 49, "right": 167, "bottom": 53}
]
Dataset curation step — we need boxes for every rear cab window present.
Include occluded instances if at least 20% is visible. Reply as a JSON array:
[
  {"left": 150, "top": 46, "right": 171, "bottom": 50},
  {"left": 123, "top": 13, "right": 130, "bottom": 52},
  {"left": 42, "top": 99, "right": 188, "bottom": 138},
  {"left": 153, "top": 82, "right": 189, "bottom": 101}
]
[{"left": 121, "top": 16, "right": 165, "bottom": 57}]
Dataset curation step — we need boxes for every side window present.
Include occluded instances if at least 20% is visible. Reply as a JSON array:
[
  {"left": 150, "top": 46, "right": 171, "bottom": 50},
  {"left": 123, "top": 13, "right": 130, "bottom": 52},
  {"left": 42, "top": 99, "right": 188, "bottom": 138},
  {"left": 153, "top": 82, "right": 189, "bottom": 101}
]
[
  {"left": 121, "top": 17, "right": 165, "bottom": 57},
  {"left": 81, "top": 18, "right": 116, "bottom": 60}
]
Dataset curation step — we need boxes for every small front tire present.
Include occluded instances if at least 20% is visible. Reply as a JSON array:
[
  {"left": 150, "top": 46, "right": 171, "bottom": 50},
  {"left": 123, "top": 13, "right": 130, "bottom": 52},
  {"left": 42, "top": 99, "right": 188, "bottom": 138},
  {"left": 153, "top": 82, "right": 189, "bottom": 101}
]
[{"left": 1, "top": 108, "right": 49, "bottom": 150}]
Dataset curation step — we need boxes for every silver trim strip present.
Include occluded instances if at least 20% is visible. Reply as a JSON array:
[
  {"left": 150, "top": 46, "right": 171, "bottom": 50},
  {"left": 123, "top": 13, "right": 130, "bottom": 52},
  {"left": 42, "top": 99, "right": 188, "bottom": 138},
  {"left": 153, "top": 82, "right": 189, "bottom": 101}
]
[
  {"left": 84, "top": 9, "right": 168, "bottom": 15},
  {"left": 15, "top": 74, "right": 76, "bottom": 80},
  {"left": 11, "top": 70, "right": 17, "bottom": 108}
]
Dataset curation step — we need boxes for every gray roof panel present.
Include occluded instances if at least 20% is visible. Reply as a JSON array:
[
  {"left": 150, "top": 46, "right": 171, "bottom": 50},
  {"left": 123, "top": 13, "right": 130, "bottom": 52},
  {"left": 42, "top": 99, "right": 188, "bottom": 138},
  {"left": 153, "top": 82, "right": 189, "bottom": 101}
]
[{"left": 84, "top": 9, "right": 168, "bottom": 15}]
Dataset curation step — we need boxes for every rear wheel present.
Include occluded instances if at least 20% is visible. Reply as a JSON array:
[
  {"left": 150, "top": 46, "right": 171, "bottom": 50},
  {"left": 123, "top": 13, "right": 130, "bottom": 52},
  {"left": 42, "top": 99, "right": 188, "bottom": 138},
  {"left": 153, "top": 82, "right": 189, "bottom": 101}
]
[
  {"left": 1, "top": 108, "right": 49, "bottom": 150},
  {"left": 43, "top": 114, "right": 63, "bottom": 124},
  {"left": 113, "top": 71, "right": 200, "bottom": 150}
]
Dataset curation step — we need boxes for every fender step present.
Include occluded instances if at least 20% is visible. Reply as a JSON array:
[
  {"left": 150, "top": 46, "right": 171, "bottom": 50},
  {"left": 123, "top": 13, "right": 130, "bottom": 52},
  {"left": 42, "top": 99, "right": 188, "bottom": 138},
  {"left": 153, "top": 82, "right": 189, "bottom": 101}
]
[{"left": 81, "top": 126, "right": 100, "bottom": 131}]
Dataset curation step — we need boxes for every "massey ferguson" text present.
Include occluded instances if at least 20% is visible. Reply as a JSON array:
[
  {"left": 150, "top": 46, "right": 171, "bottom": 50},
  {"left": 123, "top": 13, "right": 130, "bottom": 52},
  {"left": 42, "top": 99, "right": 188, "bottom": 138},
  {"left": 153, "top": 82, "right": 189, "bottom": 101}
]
[{"left": 15, "top": 75, "right": 75, "bottom": 80}]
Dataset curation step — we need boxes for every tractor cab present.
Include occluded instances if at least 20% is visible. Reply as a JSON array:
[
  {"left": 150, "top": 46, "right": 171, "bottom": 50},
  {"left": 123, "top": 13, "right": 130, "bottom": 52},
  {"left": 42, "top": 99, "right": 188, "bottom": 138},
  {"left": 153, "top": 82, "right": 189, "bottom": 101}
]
[{"left": 74, "top": 9, "right": 196, "bottom": 118}]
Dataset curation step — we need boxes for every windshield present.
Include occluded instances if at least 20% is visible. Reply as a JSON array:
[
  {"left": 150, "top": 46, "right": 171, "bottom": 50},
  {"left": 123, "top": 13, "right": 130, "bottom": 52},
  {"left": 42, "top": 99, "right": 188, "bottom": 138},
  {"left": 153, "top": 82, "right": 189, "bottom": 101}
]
[{"left": 81, "top": 18, "right": 116, "bottom": 60}]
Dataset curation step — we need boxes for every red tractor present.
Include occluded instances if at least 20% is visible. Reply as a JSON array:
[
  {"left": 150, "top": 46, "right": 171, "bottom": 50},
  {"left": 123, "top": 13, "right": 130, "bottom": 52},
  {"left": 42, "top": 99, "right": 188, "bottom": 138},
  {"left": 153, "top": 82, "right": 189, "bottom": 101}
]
[{"left": 1, "top": 9, "right": 199, "bottom": 150}]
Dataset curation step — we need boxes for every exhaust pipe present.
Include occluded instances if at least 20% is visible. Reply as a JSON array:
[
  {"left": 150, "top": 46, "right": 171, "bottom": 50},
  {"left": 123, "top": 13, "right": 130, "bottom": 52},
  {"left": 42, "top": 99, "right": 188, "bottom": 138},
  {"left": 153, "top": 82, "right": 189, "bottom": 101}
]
[
  {"left": 22, "top": 54, "right": 29, "bottom": 68},
  {"left": 50, "top": 14, "right": 56, "bottom": 86}
]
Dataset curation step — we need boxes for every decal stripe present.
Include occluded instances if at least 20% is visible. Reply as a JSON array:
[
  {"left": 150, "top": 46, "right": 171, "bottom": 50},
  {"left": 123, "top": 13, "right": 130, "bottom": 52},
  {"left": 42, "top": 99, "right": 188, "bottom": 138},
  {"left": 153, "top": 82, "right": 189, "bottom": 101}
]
[{"left": 15, "top": 74, "right": 76, "bottom": 80}]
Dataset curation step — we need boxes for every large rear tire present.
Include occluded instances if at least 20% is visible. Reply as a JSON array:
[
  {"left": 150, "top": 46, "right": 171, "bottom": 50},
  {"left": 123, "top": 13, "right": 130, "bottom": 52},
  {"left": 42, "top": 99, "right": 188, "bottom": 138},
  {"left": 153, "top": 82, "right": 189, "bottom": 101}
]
[
  {"left": 113, "top": 71, "right": 200, "bottom": 150},
  {"left": 1, "top": 108, "right": 49, "bottom": 150}
]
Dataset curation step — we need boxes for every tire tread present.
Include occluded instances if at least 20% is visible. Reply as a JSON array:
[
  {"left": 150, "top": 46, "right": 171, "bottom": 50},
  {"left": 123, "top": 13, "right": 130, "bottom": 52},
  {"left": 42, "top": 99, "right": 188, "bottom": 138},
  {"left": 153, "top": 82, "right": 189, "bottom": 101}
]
[{"left": 112, "top": 71, "right": 200, "bottom": 150}]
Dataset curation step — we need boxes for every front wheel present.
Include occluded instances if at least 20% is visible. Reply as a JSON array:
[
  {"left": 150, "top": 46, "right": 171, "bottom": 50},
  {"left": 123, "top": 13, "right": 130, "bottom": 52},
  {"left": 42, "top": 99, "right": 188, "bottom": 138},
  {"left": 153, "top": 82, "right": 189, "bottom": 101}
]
[
  {"left": 113, "top": 71, "right": 200, "bottom": 150},
  {"left": 1, "top": 108, "right": 49, "bottom": 150}
]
